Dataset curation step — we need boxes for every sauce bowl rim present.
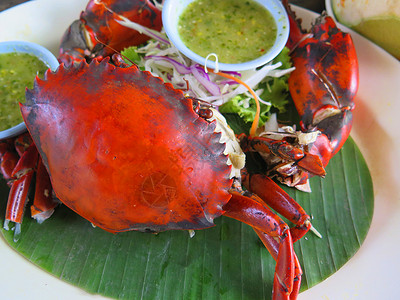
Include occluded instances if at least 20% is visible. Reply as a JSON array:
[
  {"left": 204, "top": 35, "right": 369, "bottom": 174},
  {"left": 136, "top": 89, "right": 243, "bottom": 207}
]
[{"left": 0, "top": 40, "right": 59, "bottom": 140}]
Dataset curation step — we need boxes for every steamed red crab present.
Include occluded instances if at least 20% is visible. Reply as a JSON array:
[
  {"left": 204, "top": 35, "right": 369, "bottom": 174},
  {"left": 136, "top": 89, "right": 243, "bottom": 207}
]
[
  {"left": 2, "top": 57, "right": 323, "bottom": 299},
  {"left": 0, "top": 0, "right": 359, "bottom": 300}
]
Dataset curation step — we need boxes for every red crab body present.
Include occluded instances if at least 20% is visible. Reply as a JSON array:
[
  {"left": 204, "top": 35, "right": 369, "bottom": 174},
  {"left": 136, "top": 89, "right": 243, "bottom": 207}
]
[
  {"left": 23, "top": 60, "right": 232, "bottom": 233},
  {"left": 3, "top": 58, "right": 314, "bottom": 299},
  {"left": 59, "top": 0, "right": 162, "bottom": 64}
]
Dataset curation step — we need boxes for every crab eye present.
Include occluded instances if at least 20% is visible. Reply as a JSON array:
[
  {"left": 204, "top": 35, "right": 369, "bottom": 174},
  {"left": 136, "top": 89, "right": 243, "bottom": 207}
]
[
  {"left": 198, "top": 108, "right": 213, "bottom": 119},
  {"left": 192, "top": 99, "right": 200, "bottom": 113}
]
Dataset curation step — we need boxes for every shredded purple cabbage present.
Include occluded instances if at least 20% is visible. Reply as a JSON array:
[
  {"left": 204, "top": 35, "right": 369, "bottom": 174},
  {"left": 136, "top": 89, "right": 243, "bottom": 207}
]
[
  {"left": 145, "top": 56, "right": 221, "bottom": 96},
  {"left": 146, "top": 55, "right": 191, "bottom": 74},
  {"left": 191, "top": 64, "right": 220, "bottom": 96}
]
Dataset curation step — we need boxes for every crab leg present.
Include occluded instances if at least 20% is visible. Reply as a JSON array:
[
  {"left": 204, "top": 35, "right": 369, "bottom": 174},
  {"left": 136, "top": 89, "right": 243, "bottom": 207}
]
[
  {"left": 0, "top": 140, "right": 19, "bottom": 183},
  {"left": 242, "top": 170, "right": 313, "bottom": 242},
  {"left": 4, "top": 144, "right": 38, "bottom": 240},
  {"left": 3, "top": 140, "right": 57, "bottom": 240},
  {"left": 30, "top": 158, "right": 57, "bottom": 223},
  {"left": 239, "top": 134, "right": 326, "bottom": 178},
  {"left": 14, "top": 132, "right": 33, "bottom": 155},
  {"left": 254, "top": 228, "right": 302, "bottom": 300},
  {"left": 224, "top": 189, "right": 298, "bottom": 299}
]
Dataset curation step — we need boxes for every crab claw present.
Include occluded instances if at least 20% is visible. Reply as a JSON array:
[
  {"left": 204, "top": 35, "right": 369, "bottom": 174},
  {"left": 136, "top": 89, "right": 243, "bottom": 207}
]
[
  {"left": 59, "top": 0, "right": 162, "bottom": 63},
  {"left": 284, "top": 2, "right": 358, "bottom": 157}
]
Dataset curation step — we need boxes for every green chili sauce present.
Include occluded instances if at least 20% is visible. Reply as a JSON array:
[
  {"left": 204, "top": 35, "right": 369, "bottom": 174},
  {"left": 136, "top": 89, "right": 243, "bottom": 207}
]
[
  {"left": 0, "top": 52, "right": 48, "bottom": 131},
  {"left": 178, "top": 0, "right": 277, "bottom": 64}
]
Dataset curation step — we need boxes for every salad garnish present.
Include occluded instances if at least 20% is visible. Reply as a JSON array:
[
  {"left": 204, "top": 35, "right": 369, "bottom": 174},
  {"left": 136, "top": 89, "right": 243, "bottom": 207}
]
[{"left": 117, "top": 10, "right": 295, "bottom": 137}]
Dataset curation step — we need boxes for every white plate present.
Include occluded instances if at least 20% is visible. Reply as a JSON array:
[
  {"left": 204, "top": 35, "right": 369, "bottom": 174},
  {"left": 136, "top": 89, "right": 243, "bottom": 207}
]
[
  {"left": 325, "top": 0, "right": 336, "bottom": 21},
  {"left": 0, "top": 1, "right": 399, "bottom": 299}
]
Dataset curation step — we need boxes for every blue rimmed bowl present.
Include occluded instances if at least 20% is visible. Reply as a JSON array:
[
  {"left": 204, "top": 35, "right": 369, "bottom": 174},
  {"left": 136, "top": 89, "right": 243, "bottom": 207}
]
[
  {"left": 0, "top": 40, "right": 59, "bottom": 139},
  {"left": 162, "top": 0, "right": 289, "bottom": 71}
]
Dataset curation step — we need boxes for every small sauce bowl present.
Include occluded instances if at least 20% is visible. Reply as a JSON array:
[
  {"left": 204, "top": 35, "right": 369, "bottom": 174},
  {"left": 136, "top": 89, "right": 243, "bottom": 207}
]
[
  {"left": 0, "top": 40, "right": 59, "bottom": 140},
  {"left": 162, "top": 0, "right": 289, "bottom": 71}
]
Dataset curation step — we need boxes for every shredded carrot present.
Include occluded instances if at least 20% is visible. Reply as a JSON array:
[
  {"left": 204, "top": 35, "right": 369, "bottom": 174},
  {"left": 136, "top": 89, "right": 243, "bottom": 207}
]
[{"left": 210, "top": 70, "right": 260, "bottom": 137}]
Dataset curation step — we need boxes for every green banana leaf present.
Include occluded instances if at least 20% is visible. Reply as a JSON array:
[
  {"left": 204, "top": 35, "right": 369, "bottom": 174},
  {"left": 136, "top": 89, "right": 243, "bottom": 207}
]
[{"left": 0, "top": 134, "right": 373, "bottom": 300}]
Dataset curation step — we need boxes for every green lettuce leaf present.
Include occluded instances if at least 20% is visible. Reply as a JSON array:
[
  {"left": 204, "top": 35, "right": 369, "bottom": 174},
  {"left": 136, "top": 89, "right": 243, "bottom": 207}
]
[
  {"left": 121, "top": 47, "right": 143, "bottom": 67},
  {"left": 219, "top": 48, "right": 292, "bottom": 129},
  {"left": 272, "top": 46, "right": 292, "bottom": 70},
  {"left": 219, "top": 94, "right": 271, "bottom": 126}
]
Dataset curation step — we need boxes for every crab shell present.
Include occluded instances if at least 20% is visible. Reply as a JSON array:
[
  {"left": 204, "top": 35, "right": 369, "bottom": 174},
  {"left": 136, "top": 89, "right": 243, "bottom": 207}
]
[{"left": 21, "top": 59, "right": 234, "bottom": 233}]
